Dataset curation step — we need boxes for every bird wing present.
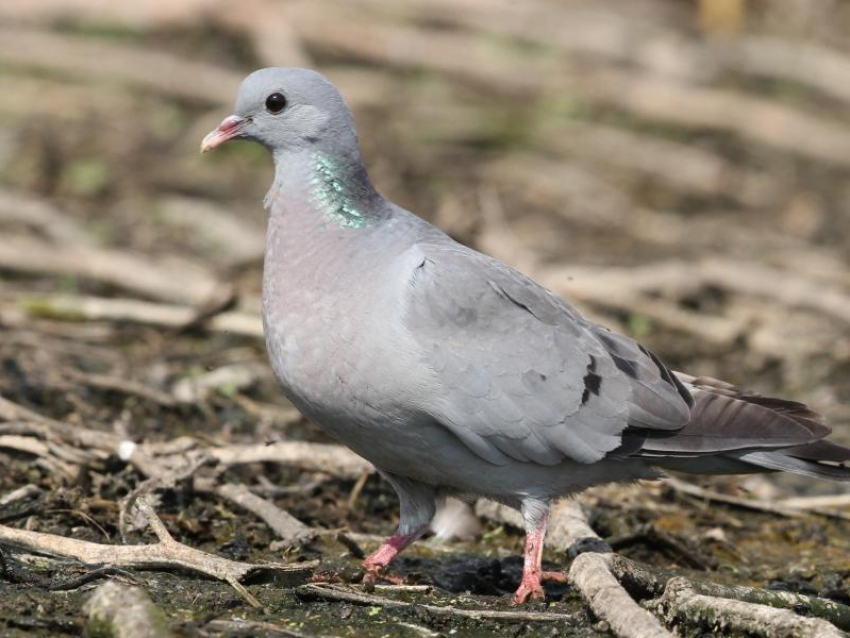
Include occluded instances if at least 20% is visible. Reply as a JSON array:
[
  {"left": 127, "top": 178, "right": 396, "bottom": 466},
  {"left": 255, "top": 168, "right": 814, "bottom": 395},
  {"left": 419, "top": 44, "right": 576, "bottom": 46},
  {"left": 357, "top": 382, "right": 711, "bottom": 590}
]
[{"left": 401, "top": 242, "right": 692, "bottom": 466}]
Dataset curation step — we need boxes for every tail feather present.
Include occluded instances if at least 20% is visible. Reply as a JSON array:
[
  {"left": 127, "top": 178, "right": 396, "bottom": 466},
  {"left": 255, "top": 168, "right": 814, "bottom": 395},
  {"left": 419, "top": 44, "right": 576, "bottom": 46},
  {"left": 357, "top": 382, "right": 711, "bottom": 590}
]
[
  {"left": 784, "top": 439, "right": 850, "bottom": 462},
  {"left": 635, "top": 373, "right": 850, "bottom": 482},
  {"left": 634, "top": 387, "right": 829, "bottom": 455},
  {"left": 732, "top": 451, "right": 850, "bottom": 482}
]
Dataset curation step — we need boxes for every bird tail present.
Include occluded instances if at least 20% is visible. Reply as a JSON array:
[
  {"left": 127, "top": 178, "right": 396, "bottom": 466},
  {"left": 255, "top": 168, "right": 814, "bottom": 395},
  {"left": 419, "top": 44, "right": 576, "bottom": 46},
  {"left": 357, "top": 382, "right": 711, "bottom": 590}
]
[
  {"left": 731, "top": 448, "right": 850, "bottom": 482},
  {"left": 634, "top": 373, "right": 850, "bottom": 482}
]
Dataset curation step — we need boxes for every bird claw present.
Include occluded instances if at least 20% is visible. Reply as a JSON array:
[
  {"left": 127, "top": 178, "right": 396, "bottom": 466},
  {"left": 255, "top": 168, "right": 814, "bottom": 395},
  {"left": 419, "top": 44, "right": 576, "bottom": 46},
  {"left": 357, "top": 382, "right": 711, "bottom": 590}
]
[
  {"left": 511, "top": 580, "right": 546, "bottom": 605},
  {"left": 511, "top": 570, "right": 567, "bottom": 605},
  {"left": 361, "top": 564, "right": 406, "bottom": 590}
]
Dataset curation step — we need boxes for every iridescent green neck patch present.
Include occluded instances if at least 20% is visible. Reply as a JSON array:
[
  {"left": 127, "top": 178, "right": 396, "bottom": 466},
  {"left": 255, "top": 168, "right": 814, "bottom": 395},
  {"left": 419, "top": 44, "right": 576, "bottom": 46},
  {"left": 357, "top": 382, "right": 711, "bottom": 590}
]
[{"left": 310, "top": 152, "right": 373, "bottom": 229}]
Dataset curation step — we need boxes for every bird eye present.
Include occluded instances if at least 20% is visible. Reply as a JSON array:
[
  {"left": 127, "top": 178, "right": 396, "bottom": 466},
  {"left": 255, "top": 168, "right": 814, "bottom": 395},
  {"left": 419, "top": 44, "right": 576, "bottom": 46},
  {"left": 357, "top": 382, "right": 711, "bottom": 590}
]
[{"left": 265, "top": 92, "right": 287, "bottom": 114}]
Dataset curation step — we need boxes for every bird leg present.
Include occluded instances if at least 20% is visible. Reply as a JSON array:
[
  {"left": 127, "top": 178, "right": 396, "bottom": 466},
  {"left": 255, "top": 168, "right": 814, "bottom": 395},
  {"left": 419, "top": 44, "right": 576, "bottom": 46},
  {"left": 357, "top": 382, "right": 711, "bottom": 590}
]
[
  {"left": 512, "top": 509, "right": 567, "bottom": 605},
  {"left": 361, "top": 524, "right": 429, "bottom": 585}
]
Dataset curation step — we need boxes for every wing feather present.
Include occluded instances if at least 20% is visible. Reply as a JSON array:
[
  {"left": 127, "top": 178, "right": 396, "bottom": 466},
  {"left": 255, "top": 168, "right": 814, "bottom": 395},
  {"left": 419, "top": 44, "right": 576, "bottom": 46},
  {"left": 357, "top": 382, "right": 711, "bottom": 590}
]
[{"left": 402, "top": 243, "right": 692, "bottom": 466}]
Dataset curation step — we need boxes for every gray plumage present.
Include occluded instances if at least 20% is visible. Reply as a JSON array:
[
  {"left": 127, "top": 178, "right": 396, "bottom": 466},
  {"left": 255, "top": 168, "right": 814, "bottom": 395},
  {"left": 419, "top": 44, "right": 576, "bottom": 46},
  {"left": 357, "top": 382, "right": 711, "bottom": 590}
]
[{"left": 203, "top": 67, "right": 850, "bottom": 599}]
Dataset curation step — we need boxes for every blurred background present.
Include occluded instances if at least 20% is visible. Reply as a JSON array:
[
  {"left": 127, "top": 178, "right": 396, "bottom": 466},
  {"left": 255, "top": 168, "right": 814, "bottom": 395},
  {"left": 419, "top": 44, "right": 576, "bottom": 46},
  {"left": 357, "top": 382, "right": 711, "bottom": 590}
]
[
  {"left": 1, "top": 0, "right": 850, "bottom": 633},
  {"left": 2, "top": 0, "right": 849, "bottom": 411}
]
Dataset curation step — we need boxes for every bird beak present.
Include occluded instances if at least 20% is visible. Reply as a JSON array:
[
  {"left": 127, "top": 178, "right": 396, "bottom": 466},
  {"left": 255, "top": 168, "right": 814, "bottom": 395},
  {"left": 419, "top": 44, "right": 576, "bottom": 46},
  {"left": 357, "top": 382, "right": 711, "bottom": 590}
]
[{"left": 200, "top": 115, "right": 246, "bottom": 153}]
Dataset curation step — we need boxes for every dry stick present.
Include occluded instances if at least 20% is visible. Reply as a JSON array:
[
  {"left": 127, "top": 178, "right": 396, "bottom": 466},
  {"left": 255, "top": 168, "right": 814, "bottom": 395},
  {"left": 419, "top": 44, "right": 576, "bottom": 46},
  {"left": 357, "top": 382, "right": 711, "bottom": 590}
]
[
  {"left": 195, "top": 480, "right": 316, "bottom": 548},
  {"left": 0, "top": 188, "right": 94, "bottom": 245},
  {"left": 608, "top": 555, "right": 850, "bottom": 632},
  {"left": 210, "top": 441, "right": 373, "bottom": 480},
  {"left": 297, "top": 583, "right": 579, "bottom": 624},
  {"left": 556, "top": 502, "right": 675, "bottom": 638},
  {"left": 538, "top": 122, "right": 780, "bottom": 209},
  {"left": 14, "top": 294, "right": 264, "bottom": 339},
  {"left": 0, "top": 395, "right": 120, "bottom": 450},
  {"left": 0, "top": 499, "right": 316, "bottom": 609},
  {"left": 0, "top": 485, "right": 42, "bottom": 509},
  {"left": 83, "top": 580, "right": 172, "bottom": 638},
  {"left": 0, "top": 434, "right": 87, "bottom": 481},
  {"left": 663, "top": 477, "right": 804, "bottom": 519},
  {"left": 346, "top": 468, "right": 371, "bottom": 510},
  {"left": 119, "top": 450, "right": 213, "bottom": 542},
  {"left": 64, "top": 369, "right": 177, "bottom": 408},
  {"left": 0, "top": 27, "right": 240, "bottom": 105},
  {"left": 136, "top": 497, "right": 259, "bottom": 608},
  {"left": 157, "top": 196, "right": 266, "bottom": 267},
  {"left": 0, "top": 235, "right": 219, "bottom": 306},
  {"left": 779, "top": 494, "right": 850, "bottom": 510},
  {"left": 653, "top": 578, "right": 844, "bottom": 638},
  {"left": 203, "top": 618, "right": 327, "bottom": 638},
  {"left": 698, "top": 258, "right": 850, "bottom": 326},
  {"left": 569, "top": 554, "right": 672, "bottom": 638}
]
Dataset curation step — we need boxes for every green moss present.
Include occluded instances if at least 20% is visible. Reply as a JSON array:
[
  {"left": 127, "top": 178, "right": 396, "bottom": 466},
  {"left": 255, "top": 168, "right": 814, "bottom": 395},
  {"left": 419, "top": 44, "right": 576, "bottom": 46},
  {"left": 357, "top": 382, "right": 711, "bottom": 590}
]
[
  {"left": 19, "top": 297, "right": 85, "bottom": 321},
  {"left": 61, "top": 159, "right": 110, "bottom": 196}
]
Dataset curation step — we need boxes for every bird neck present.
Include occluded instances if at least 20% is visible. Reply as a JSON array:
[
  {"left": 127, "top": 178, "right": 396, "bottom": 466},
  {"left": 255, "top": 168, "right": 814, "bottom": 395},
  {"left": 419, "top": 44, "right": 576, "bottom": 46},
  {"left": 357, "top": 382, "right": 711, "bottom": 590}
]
[{"left": 269, "top": 146, "right": 384, "bottom": 229}]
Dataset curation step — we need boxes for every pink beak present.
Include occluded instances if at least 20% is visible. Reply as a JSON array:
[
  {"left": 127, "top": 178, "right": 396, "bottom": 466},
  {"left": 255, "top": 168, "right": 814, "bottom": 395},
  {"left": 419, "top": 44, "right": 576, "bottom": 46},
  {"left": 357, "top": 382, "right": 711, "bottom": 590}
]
[{"left": 200, "top": 115, "right": 246, "bottom": 153}]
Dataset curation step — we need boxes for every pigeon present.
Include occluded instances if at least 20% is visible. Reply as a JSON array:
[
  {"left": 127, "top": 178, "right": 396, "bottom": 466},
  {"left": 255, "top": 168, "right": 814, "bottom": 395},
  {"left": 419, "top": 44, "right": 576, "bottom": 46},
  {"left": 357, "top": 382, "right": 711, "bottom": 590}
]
[{"left": 202, "top": 68, "right": 850, "bottom": 604}]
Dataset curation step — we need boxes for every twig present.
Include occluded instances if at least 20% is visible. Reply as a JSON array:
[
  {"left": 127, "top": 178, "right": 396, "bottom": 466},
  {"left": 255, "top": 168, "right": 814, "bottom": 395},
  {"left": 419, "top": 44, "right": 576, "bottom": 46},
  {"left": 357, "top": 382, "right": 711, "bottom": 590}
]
[
  {"left": 0, "top": 188, "right": 93, "bottom": 245},
  {"left": 0, "top": 434, "right": 80, "bottom": 481},
  {"left": 210, "top": 442, "right": 373, "bottom": 480},
  {"left": 779, "top": 494, "right": 850, "bottom": 510},
  {"left": 0, "top": 395, "right": 120, "bottom": 450},
  {"left": 15, "top": 294, "right": 263, "bottom": 339},
  {"left": 335, "top": 532, "right": 365, "bottom": 559},
  {"left": 664, "top": 477, "right": 803, "bottom": 518},
  {"left": 171, "top": 363, "right": 264, "bottom": 404},
  {"left": 83, "top": 580, "right": 171, "bottom": 638},
  {"left": 570, "top": 553, "right": 673, "bottom": 638},
  {"left": 0, "top": 234, "right": 219, "bottom": 305},
  {"left": 607, "top": 525, "right": 715, "bottom": 570},
  {"left": 346, "top": 468, "right": 371, "bottom": 510},
  {"left": 297, "top": 583, "right": 579, "bottom": 623},
  {"left": 119, "top": 450, "right": 212, "bottom": 542},
  {"left": 203, "top": 618, "right": 326, "bottom": 638},
  {"left": 0, "top": 27, "right": 240, "bottom": 105},
  {"left": 607, "top": 555, "right": 850, "bottom": 632},
  {"left": 0, "top": 505, "right": 316, "bottom": 608},
  {"left": 653, "top": 577, "right": 844, "bottom": 638},
  {"left": 196, "top": 480, "right": 316, "bottom": 548},
  {"left": 0, "top": 485, "right": 42, "bottom": 509},
  {"left": 157, "top": 196, "right": 265, "bottom": 267},
  {"left": 64, "top": 369, "right": 177, "bottom": 408}
]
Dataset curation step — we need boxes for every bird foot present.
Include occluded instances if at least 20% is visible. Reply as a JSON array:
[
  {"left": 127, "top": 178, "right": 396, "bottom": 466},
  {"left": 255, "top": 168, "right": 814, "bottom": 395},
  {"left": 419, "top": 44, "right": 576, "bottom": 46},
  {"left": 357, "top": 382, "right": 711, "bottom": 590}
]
[
  {"left": 359, "top": 532, "right": 416, "bottom": 589},
  {"left": 511, "top": 570, "right": 567, "bottom": 605},
  {"left": 360, "top": 563, "right": 406, "bottom": 590}
]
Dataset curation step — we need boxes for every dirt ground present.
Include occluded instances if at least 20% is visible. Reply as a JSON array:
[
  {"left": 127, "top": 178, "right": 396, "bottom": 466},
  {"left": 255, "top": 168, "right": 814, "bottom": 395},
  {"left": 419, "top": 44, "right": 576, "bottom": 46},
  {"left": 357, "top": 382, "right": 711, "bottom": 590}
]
[{"left": 1, "top": 0, "right": 850, "bottom": 636}]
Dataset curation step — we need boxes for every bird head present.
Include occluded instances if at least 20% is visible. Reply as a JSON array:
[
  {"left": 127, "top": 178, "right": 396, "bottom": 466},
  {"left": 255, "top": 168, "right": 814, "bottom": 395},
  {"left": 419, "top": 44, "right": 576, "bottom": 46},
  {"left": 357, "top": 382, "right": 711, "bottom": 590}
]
[{"left": 200, "top": 67, "right": 355, "bottom": 156}]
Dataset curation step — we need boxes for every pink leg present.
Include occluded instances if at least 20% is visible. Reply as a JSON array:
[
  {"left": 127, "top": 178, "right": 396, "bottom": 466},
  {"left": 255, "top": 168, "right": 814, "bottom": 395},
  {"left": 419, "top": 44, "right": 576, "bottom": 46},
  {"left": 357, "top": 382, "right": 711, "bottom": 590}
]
[
  {"left": 511, "top": 512, "right": 566, "bottom": 605},
  {"left": 361, "top": 525, "right": 428, "bottom": 585}
]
